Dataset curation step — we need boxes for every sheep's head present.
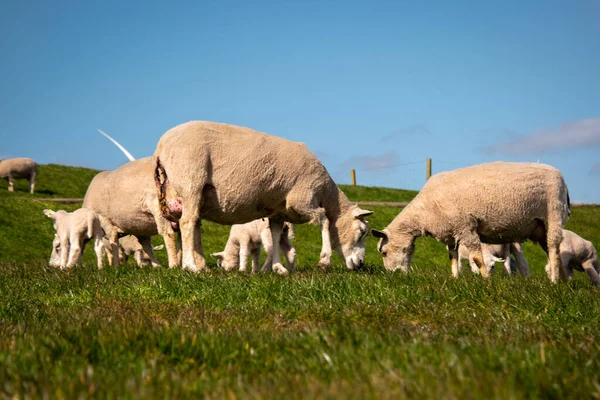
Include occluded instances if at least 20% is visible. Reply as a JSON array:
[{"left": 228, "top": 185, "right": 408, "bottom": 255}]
[
  {"left": 333, "top": 206, "right": 373, "bottom": 269},
  {"left": 371, "top": 228, "right": 415, "bottom": 272},
  {"left": 210, "top": 251, "right": 238, "bottom": 272}
]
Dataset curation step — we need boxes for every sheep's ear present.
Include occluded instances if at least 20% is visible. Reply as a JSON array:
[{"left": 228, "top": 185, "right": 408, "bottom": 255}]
[
  {"left": 210, "top": 252, "right": 225, "bottom": 259},
  {"left": 371, "top": 229, "right": 387, "bottom": 239},
  {"left": 353, "top": 208, "right": 374, "bottom": 219},
  {"left": 43, "top": 209, "right": 56, "bottom": 219}
]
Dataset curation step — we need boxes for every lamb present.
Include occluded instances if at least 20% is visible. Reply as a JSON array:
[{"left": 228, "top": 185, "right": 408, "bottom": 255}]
[
  {"left": 0, "top": 157, "right": 37, "bottom": 193},
  {"left": 153, "top": 120, "right": 373, "bottom": 275},
  {"left": 372, "top": 162, "right": 570, "bottom": 283},
  {"left": 101, "top": 235, "right": 165, "bottom": 266},
  {"left": 44, "top": 208, "right": 104, "bottom": 269},
  {"left": 211, "top": 219, "right": 296, "bottom": 273},
  {"left": 546, "top": 229, "right": 600, "bottom": 285},
  {"left": 83, "top": 157, "right": 180, "bottom": 268},
  {"left": 454, "top": 242, "right": 530, "bottom": 277}
]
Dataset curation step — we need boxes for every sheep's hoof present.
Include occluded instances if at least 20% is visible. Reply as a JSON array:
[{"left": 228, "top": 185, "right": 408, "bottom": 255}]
[
  {"left": 273, "top": 263, "right": 289, "bottom": 276},
  {"left": 316, "top": 262, "right": 329, "bottom": 271}
]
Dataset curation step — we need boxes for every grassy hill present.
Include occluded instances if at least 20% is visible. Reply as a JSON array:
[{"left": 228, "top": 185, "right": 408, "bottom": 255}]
[{"left": 1, "top": 164, "right": 599, "bottom": 398}]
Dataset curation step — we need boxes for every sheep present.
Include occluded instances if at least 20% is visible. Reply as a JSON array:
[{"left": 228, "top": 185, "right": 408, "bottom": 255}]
[
  {"left": 83, "top": 157, "right": 180, "bottom": 268},
  {"left": 211, "top": 219, "right": 296, "bottom": 273},
  {"left": 44, "top": 208, "right": 104, "bottom": 269},
  {"left": 153, "top": 120, "right": 373, "bottom": 275},
  {"left": 454, "top": 242, "right": 530, "bottom": 277},
  {"left": 101, "top": 235, "right": 165, "bottom": 266},
  {"left": 545, "top": 229, "right": 600, "bottom": 285},
  {"left": 0, "top": 157, "right": 37, "bottom": 193},
  {"left": 372, "top": 162, "right": 570, "bottom": 283}
]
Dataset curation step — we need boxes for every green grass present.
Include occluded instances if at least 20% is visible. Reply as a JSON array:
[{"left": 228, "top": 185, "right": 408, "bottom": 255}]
[{"left": 0, "top": 164, "right": 599, "bottom": 398}]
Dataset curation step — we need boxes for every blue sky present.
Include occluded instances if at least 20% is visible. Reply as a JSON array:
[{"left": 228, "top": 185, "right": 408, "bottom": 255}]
[{"left": 1, "top": 0, "right": 599, "bottom": 202}]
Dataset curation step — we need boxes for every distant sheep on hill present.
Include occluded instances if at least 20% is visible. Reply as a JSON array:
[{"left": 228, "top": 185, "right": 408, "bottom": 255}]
[{"left": 0, "top": 158, "right": 37, "bottom": 194}]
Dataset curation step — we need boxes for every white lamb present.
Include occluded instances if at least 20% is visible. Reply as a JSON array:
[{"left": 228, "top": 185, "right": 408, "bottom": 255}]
[
  {"left": 454, "top": 242, "right": 530, "bottom": 277},
  {"left": 44, "top": 208, "right": 104, "bottom": 269},
  {"left": 101, "top": 236, "right": 165, "bottom": 266},
  {"left": 153, "top": 121, "right": 373, "bottom": 275},
  {"left": 211, "top": 219, "right": 296, "bottom": 273},
  {"left": 0, "top": 157, "right": 37, "bottom": 193},
  {"left": 372, "top": 162, "right": 570, "bottom": 283},
  {"left": 545, "top": 229, "right": 600, "bottom": 285}
]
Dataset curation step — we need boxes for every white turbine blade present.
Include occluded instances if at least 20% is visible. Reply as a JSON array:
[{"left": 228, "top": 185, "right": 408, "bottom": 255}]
[{"left": 97, "top": 129, "right": 136, "bottom": 161}]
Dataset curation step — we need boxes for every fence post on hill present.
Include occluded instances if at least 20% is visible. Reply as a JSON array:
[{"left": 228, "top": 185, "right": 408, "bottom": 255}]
[
  {"left": 426, "top": 158, "right": 432, "bottom": 180},
  {"left": 351, "top": 169, "right": 357, "bottom": 186}
]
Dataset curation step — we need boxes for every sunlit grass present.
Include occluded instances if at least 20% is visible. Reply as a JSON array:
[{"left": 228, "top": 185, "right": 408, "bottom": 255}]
[{"left": 0, "top": 164, "right": 599, "bottom": 398}]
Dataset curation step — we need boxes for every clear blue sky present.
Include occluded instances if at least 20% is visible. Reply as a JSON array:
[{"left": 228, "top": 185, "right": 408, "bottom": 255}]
[{"left": 1, "top": 0, "right": 599, "bottom": 201}]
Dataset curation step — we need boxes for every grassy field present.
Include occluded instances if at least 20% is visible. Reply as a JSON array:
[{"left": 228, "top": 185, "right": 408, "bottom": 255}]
[{"left": 0, "top": 165, "right": 599, "bottom": 398}]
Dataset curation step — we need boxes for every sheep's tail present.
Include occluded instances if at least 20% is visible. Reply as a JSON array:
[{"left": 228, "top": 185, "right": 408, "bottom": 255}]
[{"left": 154, "top": 156, "right": 178, "bottom": 223}]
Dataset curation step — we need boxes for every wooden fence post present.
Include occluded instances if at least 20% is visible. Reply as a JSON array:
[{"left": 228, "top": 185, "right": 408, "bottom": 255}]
[
  {"left": 351, "top": 169, "right": 356, "bottom": 186},
  {"left": 426, "top": 158, "right": 432, "bottom": 180}
]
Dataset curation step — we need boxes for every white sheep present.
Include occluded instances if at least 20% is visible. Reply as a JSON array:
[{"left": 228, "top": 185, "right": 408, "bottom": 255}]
[
  {"left": 545, "top": 229, "right": 600, "bottom": 285},
  {"left": 153, "top": 121, "right": 373, "bottom": 275},
  {"left": 454, "top": 242, "right": 530, "bottom": 277},
  {"left": 44, "top": 208, "right": 104, "bottom": 269},
  {"left": 83, "top": 157, "right": 180, "bottom": 268},
  {"left": 0, "top": 157, "right": 37, "bottom": 193},
  {"left": 211, "top": 219, "right": 296, "bottom": 273},
  {"left": 372, "top": 162, "right": 570, "bottom": 283}
]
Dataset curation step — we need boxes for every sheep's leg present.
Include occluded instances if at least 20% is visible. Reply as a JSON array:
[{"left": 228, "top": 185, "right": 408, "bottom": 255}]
[
  {"left": 180, "top": 203, "right": 206, "bottom": 272},
  {"left": 29, "top": 171, "right": 36, "bottom": 194},
  {"left": 461, "top": 234, "right": 489, "bottom": 278},
  {"left": 156, "top": 218, "right": 180, "bottom": 268},
  {"left": 281, "top": 235, "right": 296, "bottom": 273},
  {"left": 94, "top": 237, "right": 104, "bottom": 269},
  {"left": 66, "top": 235, "right": 84, "bottom": 268},
  {"left": 448, "top": 247, "right": 461, "bottom": 278},
  {"left": 251, "top": 247, "right": 261, "bottom": 273},
  {"left": 510, "top": 243, "right": 530, "bottom": 277},
  {"left": 239, "top": 242, "right": 250, "bottom": 272},
  {"left": 7, "top": 177, "right": 14, "bottom": 192},
  {"left": 265, "top": 218, "right": 287, "bottom": 275},
  {"left": 315, "top": 211, "right": 332, "bottom": 270},
  {"left": 139, "top": 237, "right": 160, "bottom": 268},
  {"left": 261, "top": 233, "right": 274, "bottom": 273},
  {"left": 582, "top": 260, "right": 600, "bottom": 286},
  {"left": 546, "top": 219, "right": 565, "bottom": 283}
]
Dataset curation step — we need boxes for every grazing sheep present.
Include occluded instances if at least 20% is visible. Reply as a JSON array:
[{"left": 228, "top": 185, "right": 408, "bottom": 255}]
[
  {"left": 153, "top": 121, "right": 373, "bottom": 274},
  {"left": 44, "top": 208, "right": 104, "bottom": 269},
  {"left": 0, "top": 157, "right": 37, "bottom": 193},
  {"left": 545, "top": 229, "right": 600, "bottom": 285},
  {"left": 372, "top": 162, "right": 570, "bottom": 283},
  {"left": 83, "top": 157, "right": 180, "bottom": 268},
  {"left": 101, "top": 235, "right": 165, "bottom": 266},
  {"left": 454, "top": 242, "right": 530, "bottom": 277},
  {"left": 211, "top": 219, "right": 296, "bottom": 273}
]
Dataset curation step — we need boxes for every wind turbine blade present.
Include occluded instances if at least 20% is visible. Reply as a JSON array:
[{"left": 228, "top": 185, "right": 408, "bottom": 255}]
[{"left": 97, "top": 129, "right": 136, "bottom": 161}]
